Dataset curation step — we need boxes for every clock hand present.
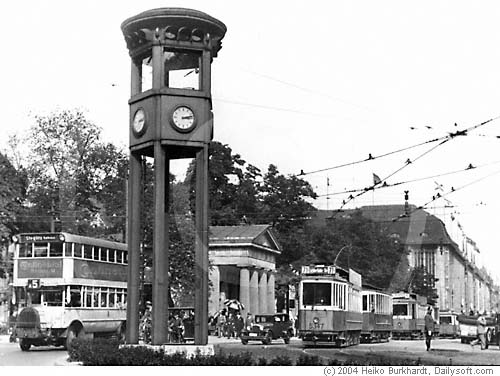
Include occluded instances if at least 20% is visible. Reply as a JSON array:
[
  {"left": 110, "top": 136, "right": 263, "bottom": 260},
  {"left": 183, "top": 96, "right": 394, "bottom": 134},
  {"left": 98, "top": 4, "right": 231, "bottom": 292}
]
[{"left": 182, "top": 116, "right": 193, "bottom": 120}]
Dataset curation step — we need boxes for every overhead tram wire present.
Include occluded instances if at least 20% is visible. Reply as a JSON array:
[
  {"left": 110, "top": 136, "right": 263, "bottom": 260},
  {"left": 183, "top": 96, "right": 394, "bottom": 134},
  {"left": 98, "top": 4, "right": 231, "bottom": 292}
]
[
  {"left": 317, "top": 158, "right": 500, "bottom": 198},
  {"left": 236, "top": 66, "right": 376, "bottom": 114},
  {"left": 336, "top": 138, "right": 451, "bottom": 211},
  {"left": 299, "top": 114, "right": 500, "bottom": 177},
  {"left": 392, "top": 168, "right": 500, "bottom": 222},
  {"left": 325, "top": 114, "right": 500, "bottom": 213},
  {"left": 299, "top": 137, "right": 445, "bottom": 176}
]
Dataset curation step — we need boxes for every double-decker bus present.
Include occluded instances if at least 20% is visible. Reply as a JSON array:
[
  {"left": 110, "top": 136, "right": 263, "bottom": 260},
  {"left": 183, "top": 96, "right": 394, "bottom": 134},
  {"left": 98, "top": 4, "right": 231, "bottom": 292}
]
[
  {"left": 11, "top": 232, "right": 127, "bottom": 351},
  {"left": 297, "top": 265, "right": 363, "bottom": 347}
]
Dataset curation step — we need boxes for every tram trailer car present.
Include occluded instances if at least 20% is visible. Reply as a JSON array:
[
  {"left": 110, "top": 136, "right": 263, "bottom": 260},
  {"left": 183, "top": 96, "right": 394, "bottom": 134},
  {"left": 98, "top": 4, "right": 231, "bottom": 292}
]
[
  {"left": 361, "top": 286, "right": 393, "bottom": 343},
  {"left": 438, "top": 312, "right": 458, "bottom": 338},
  {"left": 298, "top": 265, "right": 363, "bottom": 347},
  {"left": 391, "top": 292, "right": 429, "bottom": 340}
]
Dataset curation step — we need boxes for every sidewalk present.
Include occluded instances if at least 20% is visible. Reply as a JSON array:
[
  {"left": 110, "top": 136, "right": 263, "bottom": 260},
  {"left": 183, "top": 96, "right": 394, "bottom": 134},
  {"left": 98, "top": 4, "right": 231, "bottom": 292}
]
[
  {"left": 208, "top": 335, "right": 242, "bottom": 345},
  {"left": 0, "top": 335, "right": 10, "bottom": 344}
]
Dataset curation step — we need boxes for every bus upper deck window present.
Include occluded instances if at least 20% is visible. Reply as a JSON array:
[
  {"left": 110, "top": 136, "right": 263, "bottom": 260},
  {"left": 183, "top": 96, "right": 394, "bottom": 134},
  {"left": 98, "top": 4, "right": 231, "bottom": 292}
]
[
  {"left": 64, "top": 242, "right": 73, "bottom": 257},
  {"left": 83, "top": 245, "right": 92, "bottom": 259},
  {"left": 101, "top": 248, "right": 106, "bottom": 261},
  {"left": 124, "top": 252, "right": 128, "bottom": 264},
  {"left": 19, "top": 243, "right": 32, "bottom": 257},
  {"left": 34, "top": 242, "right": 48, "bottom": 257},
  {"left": 50, "top": 242, "right": 63, "bottom": 257},
  {"left": 74, "top": 244, "right": 83, "bottom": 258}
]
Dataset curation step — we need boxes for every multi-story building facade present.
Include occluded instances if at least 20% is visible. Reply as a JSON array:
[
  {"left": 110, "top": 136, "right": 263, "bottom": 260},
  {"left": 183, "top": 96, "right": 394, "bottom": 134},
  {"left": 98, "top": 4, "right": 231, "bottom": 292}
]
[{"left": 317, "top": 205, "right": 499, "bottom": 315}]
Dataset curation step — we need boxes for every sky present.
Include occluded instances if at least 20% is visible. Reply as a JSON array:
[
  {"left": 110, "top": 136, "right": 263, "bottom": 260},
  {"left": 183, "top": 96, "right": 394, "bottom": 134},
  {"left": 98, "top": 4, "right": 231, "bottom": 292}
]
[{"left": 1, "top": 1, "right": 500, "bottom": 281}]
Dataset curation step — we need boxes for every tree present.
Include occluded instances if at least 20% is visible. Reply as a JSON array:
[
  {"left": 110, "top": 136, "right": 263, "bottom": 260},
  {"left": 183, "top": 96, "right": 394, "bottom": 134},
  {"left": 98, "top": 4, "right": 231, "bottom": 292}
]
[
  {"left": 0, "top": 152, "right": 26, "bottom": 239},
  {"left": 408, "top": 266, "right": 439, "bottom": 305},
  {"left": 14, "top": 109, "right": 129, "bottom": 237},
  {"left": 280, "top": 210, "right": 407, "bottom": 290},
  {"left": 185, "top": 141, "right": 261, "bottom": 225}
]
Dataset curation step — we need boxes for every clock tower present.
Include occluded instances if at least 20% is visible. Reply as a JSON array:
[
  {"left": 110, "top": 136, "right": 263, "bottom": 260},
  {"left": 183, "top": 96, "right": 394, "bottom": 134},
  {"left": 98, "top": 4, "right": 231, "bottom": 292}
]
[{"left": 121, "top": 8, "right": 226, "bottom": 345}]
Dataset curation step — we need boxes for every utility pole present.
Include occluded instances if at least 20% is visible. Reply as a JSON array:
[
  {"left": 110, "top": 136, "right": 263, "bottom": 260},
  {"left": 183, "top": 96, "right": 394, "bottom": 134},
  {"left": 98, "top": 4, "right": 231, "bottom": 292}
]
[{"left": 50, "top": 200, "right": 56, "bottom": 232}]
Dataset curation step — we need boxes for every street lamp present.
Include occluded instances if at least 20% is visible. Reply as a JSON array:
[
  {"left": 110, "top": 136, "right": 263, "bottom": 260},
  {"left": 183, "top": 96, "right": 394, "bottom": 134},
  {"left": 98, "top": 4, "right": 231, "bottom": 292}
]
[{"left": 334, "top": 244, "right": 351, "bottom": 267}]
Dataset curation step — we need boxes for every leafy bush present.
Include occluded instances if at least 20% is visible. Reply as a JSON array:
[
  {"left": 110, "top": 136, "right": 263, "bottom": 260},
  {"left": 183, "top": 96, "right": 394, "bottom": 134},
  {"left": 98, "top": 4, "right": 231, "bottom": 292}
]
[
  {"left": 268, "top": 355, "right": 292, "bottom": 366},
  {"left": 296, "top": 354, "right": 323, "bottom": 366},
  {"left": 257, "top": 357, "right": 268, "bottom": 366},
  {"left": 69, "top": 338, "right": 424, "bottom": 366}
]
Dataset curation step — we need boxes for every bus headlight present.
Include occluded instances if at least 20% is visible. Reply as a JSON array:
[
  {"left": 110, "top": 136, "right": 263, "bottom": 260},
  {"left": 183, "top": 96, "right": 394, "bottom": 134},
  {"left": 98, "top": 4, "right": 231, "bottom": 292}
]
[
  {"left": 12, "top": 235, "right": 18, "bottom": 243},
  {"left": 58, "top": 234, "right": 65, "bottom": 242},
  {"left": 313, "top": 317, "right": 320, "bottom": 324}
]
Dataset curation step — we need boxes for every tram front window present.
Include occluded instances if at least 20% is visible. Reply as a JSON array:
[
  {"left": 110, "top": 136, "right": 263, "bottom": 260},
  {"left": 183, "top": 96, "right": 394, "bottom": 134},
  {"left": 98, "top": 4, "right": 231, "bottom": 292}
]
[
  {"left": 303, "top": 282, "right": 331, "bottom": 306},
  {"left": 393, "top": 303, "right": 408, "bottom": 316}
]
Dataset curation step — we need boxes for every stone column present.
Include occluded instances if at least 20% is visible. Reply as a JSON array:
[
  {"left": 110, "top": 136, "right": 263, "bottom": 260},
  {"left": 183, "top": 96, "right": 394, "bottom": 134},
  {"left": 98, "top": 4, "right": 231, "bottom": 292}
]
[
  {"left": 208, "top": 265, "right": 220, "bottom": 316},
  {"left": 249, "top": 269, "right": 259, "bottom": 315},
  {"left": 259, "top": 271, "right": 268, "bottom": 313},
  {"left": 239, "top": 268, "right": 250, "bottom": 317},
  {"left": 267, "top": 272, "right": 276, "bottom": 314}
]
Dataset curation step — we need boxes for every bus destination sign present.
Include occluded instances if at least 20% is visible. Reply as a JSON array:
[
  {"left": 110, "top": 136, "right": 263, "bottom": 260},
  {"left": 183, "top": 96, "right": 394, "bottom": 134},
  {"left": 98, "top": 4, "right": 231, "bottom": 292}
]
[{"left": 19, "top": 234, "right": 60, "bottom": 243}]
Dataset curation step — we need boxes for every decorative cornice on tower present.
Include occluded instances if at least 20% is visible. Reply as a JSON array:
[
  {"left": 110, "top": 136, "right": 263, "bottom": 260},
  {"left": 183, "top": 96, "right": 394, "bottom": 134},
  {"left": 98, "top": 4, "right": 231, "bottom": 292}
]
[{"left": 121, "top": 8, "right": 227, "bottom": 56}]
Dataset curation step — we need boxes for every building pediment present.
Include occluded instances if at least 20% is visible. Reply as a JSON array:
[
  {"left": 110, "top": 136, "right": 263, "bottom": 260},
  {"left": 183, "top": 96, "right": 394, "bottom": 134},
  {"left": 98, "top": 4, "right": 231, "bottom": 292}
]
[{"left": 209, "top": 225, "right": 281, "bottom": 254}]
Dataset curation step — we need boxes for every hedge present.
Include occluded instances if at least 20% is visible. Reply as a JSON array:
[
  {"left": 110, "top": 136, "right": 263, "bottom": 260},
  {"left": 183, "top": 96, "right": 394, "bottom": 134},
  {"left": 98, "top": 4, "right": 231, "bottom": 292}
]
[{"left": 68, "top": 338, "right": 423, "bottom": 366}]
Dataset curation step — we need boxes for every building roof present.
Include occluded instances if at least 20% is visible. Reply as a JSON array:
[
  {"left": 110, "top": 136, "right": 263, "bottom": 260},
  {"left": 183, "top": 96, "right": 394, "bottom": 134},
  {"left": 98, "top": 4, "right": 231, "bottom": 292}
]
[
  {"left": 314, "top": 205, "right": 463, "bottom": 257},
  {"left": 209, "top": 224, "right": 281, "bottom": 253}
]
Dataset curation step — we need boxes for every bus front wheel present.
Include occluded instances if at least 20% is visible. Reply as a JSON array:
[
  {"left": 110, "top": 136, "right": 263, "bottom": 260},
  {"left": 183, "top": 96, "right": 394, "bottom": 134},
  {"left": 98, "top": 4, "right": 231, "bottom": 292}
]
[
  {"left": 20, "top": 339, "right": 31, "bottom": 351},
  {"left": 66, "top": 326, "right": 79, "bottom": 351}
]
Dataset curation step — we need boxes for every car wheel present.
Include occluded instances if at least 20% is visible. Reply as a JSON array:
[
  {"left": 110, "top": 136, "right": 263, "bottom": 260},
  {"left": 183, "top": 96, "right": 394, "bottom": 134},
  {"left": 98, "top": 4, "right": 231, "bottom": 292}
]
[
  {"left": 20, "top": 339, "right": 31, "bottom": 351},
  {"left": 283, "top": 335, "right": 290, "bottom": 344},
  {"left": 241, "top": 338, "right": 248, "bottom": 345}
]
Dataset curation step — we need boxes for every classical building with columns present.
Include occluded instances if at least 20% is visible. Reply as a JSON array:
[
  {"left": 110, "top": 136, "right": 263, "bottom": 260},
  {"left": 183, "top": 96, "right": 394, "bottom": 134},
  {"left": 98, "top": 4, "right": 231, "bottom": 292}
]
[{"left": 208, "top": 225, "right": 281, "bottom": 317}]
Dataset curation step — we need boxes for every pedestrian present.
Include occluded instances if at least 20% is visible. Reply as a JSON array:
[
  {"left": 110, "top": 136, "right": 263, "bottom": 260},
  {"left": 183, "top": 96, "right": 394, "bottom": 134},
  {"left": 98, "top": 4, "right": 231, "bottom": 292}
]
[
  {"left": 245, "top": 312, "right": 254, "bottom": 329},
  {"left": 140, "top": 301, "right": 152, "bottom": 343},
  {"left": 424, "top": 308, "right": 435, "bottom": 351},
  {"left": 217, "top": 310, "right": 227, "bottom": 337},
  {"left": 471, "top": 315, "right": 487, "bottom": 350},
  {"left": 227, "top": 312, "right": 235, "bottom": 338},
  {"left": 235, "top": 312, "right": 244, "bottom": 337}
]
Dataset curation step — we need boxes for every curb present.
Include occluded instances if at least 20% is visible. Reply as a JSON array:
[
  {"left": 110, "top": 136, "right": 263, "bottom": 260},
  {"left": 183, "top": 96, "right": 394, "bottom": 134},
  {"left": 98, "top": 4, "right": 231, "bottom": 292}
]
[{"left": 54, "top": 356, "right": 82, "bottom": 366}]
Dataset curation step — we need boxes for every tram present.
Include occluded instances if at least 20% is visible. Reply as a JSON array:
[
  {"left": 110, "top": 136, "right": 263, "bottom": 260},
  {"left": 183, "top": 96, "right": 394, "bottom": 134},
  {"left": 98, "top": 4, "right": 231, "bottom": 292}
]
[
  {"left": 391, "top": 292, "right": 428, "bottom": 339},
  {"left": 297, "top": 265, "right": 362, "bottom": 347},
  {"left": 361, "top": 286, "right": 392, "bottom": 343}
]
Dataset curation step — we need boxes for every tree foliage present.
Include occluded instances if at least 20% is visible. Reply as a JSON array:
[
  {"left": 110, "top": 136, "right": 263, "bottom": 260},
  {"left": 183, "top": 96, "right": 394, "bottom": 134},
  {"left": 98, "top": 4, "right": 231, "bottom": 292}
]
[
  {"left": 408, "top": 266, "right": 439, "bottom": 305},
  {"left": 0, "top": 152, "right": 26, "bottom": 238}
]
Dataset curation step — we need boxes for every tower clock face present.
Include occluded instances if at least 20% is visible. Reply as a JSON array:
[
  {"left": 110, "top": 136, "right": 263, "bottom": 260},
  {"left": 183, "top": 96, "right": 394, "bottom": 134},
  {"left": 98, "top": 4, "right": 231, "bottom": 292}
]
[
  {"left": 132, "top": 108, "right": 147, "bottom": 136},
  {"left": 171, "top": 106, "right": 196, "bottom": 132}
]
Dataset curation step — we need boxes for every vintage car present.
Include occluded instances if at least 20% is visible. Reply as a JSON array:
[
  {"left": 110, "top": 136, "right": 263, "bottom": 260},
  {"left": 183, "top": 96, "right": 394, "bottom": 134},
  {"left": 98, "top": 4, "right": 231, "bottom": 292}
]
[{"left": 240, "top": 313, "right": 294, "bottom": 345}]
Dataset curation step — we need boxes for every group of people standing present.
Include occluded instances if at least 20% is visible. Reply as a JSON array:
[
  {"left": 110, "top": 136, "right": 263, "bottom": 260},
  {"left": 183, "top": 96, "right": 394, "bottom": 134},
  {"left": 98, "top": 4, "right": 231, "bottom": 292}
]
[
  {"left": 139, "top": 302, "right": 192, "bottom": 344},
  {"left": 213, "top": 309, "right": 253, "bottom": 338}
]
